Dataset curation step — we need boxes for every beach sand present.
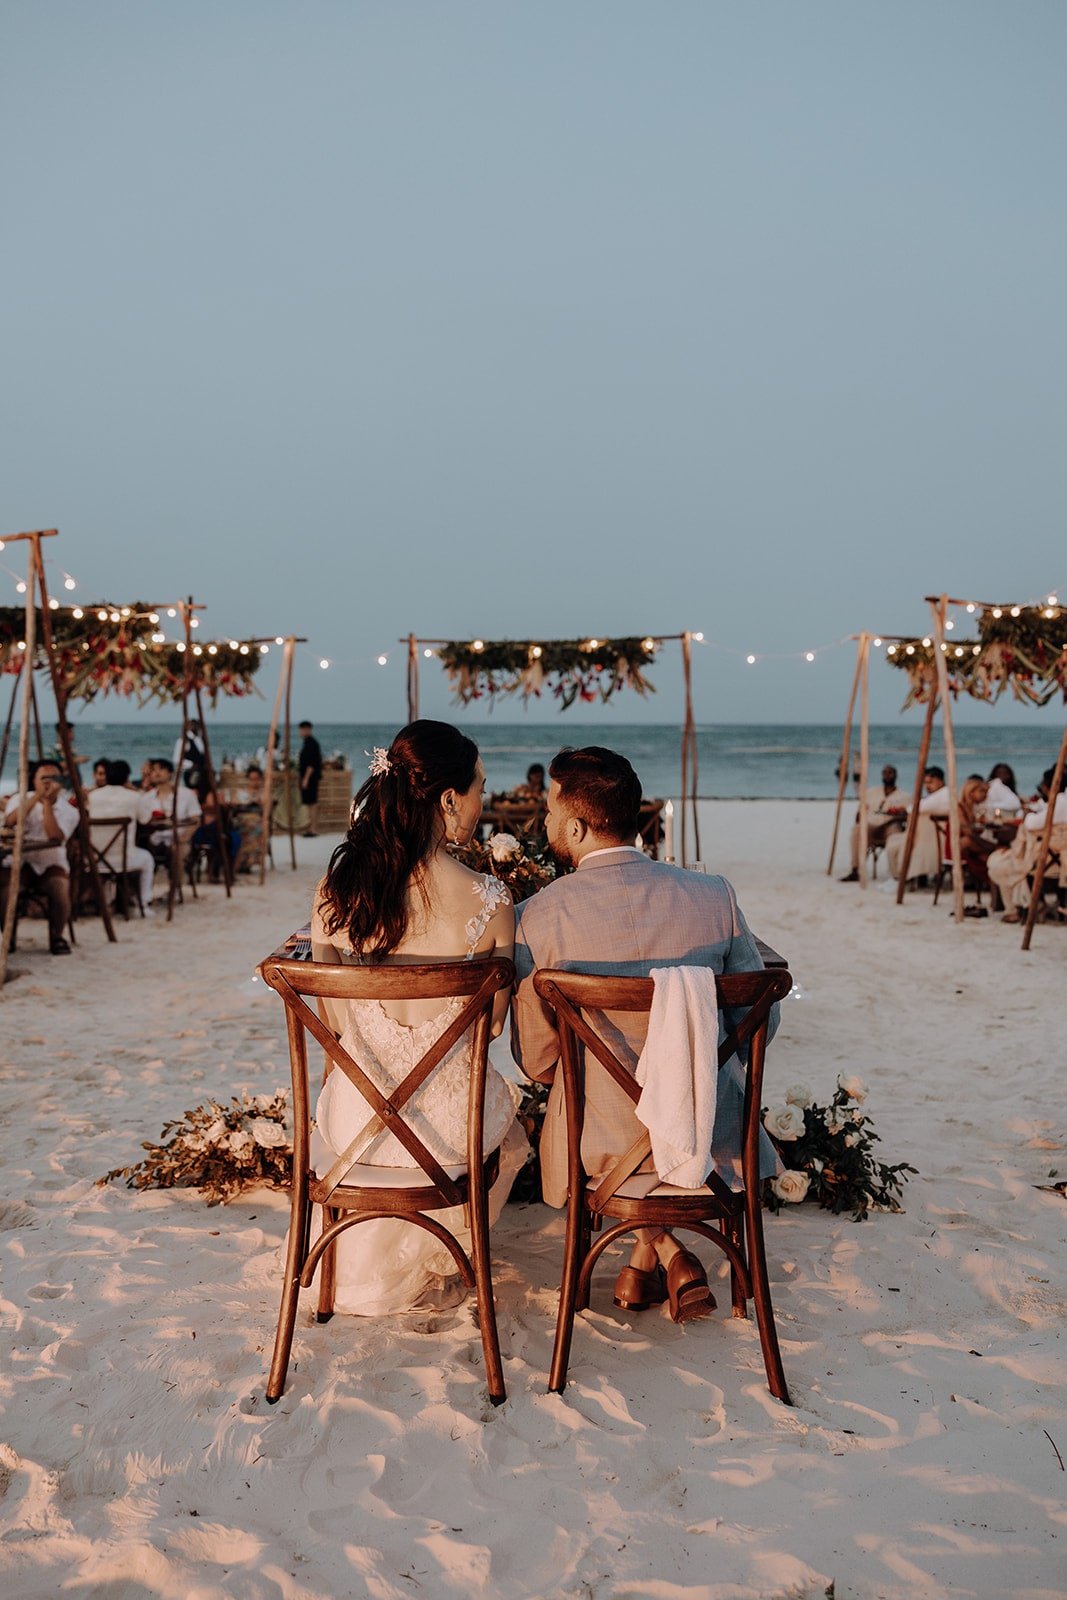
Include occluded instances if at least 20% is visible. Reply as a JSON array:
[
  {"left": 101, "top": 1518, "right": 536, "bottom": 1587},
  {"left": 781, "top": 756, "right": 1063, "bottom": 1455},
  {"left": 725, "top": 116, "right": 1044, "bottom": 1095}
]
[{"left": 1, "top": 802, "right": 1063, "bottom": 1600}]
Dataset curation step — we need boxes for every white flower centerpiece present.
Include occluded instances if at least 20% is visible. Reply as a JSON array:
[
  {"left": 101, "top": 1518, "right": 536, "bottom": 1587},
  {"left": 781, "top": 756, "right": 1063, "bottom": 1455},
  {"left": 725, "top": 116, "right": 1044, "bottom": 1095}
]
[{"left": 762, "top": 1076, "right": 916, "bottom": 1221}]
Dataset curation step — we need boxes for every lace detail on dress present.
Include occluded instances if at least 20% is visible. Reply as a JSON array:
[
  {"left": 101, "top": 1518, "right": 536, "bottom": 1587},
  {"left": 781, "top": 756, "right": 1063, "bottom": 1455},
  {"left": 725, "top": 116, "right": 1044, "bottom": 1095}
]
[{"left": 465, "top": 874, "right": 511, "bottom": 957}]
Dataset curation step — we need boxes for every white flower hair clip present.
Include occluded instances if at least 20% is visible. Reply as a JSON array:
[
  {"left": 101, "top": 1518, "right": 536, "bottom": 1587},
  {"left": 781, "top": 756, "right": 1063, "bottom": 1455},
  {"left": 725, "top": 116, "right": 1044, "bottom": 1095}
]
[{"left": 366, "top": 747, "right": 392, "bottom": 778}]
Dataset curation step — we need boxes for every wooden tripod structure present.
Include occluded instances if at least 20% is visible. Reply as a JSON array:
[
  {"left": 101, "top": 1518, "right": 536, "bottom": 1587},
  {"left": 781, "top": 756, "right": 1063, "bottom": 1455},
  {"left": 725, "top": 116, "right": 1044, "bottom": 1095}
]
[
  {"left": 1, "top": 530, "right": 115, "bottom": 992},
  {"left": 403, "top": 630, "right": 703, "bottom": 864}
]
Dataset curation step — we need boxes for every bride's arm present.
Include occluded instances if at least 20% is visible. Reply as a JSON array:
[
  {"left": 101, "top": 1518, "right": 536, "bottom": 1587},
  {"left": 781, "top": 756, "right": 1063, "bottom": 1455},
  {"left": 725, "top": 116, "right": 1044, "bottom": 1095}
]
[{"left": 486, "top": 896, "right": 516, "bottom": 1037}]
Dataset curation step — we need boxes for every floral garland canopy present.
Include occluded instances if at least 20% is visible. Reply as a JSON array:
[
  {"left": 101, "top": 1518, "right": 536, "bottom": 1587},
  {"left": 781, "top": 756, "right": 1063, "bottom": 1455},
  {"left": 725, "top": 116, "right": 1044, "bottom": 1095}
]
[
  {"left": 437, "top": 636, "right": 659, "bottom": 709},
  {"left": 0, "top": 603, "right": 264, "bottom": 705},
  {"left": 886, "top": 604, "right": 1067, "bottom": 709}
]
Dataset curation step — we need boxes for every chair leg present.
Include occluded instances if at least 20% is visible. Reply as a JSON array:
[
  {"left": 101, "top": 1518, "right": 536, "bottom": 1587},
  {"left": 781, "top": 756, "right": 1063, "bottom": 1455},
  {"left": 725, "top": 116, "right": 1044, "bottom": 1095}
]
[
  {"left": 549, "top": 1190, "right": 586, "bottom": 1394},
  {"left": 743, "top": 1186, "right": 791, "bottom": 1405},
  {"left": 576, "top": 1205, "right": 594, "bottom": 1312},
  {"left": 266, "top": 1185, "right": 310, "bottom": 1403},
  {"left": 726, "top": 1212, "right": 748, "bottom": 1318},
  {"left": 468, "top": 1168, "right": 506, "bottom": 1405},
  {"left": 316, "top": 1205, "right": 337, "bottom": 1322}
]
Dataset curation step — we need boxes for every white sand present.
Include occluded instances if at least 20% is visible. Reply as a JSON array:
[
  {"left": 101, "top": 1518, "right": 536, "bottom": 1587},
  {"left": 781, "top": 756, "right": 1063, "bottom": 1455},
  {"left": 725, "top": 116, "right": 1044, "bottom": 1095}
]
[{"left": 1, "top": 803, "right": 1063, "bottom": 1600}]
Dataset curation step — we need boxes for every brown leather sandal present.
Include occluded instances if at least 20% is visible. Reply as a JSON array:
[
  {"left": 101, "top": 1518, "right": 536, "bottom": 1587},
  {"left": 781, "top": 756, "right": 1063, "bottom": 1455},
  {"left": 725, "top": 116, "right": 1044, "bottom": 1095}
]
[
  {"left": 613, "top": 1263, "right": 668, "bottom": 1312},
  {"left": 666, "top": 1249, "right": 716, "bottom": 1323}
]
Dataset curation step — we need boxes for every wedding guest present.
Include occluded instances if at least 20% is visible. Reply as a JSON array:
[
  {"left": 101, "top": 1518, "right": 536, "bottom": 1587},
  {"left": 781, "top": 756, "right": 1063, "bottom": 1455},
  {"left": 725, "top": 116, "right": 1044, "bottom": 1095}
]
[
  {"left": 958, "top": 775, "right": 995, "bottom": 890},
  {"left": 511, "top": 745, "right": 778, "bottom": 1323},
  {"left": 839, "top": 763, "right": 909, "bottom": 881},
  {"left": 87, "top": 759, "right": 157, "bottom": 912},
  {"left": 92, "top": 759, "right": 110, "bottom": 789},
  {"left": 885, "top": 765, "right": 950, "bottom": 884},
  {"left": 989, "top": 767, "right": 1067, "bottom": 922},
  {"left": 139, "top": 759, "right": 200, "bottom": 873},
  {"left": 308, "top": 720, "right": 525, "bottom": 1315},
  {"left": 190, "top": 775, "right": 241, "bottom": 880},
  {"left": 232, "top": 764, "right": 267, "bottom": 872},
  {"left": 512, "top": 763, "right": 547, "bottom": 801},
  {"left": 1, "top": 759, "right": 79, "bottom": 954},
  {"left": 985, "top": 763, "right": 1021, "bottom": 812},
  {"left": 298, "top": 720, "right": 323, "bottom": 837}
]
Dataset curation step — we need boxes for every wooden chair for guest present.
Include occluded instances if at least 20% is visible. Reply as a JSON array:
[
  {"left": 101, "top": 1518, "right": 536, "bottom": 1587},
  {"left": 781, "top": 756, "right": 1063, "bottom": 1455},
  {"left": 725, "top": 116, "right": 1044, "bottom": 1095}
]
[
  {"left": 258, "top": 955, "right": 515, "bottom": 1406},
  {"left": 532, "top": 966, "right": 793, "bottom": 1405},
  {"left": 81, "top": 818, "right": 144, "bottom": 919}
]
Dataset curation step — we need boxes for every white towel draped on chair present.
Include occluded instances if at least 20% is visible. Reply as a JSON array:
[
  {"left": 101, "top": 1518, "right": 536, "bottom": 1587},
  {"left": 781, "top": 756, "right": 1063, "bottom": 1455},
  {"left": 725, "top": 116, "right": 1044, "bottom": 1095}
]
[{"left": 634, "top": 966, "right": 721, "bottom": 1188}]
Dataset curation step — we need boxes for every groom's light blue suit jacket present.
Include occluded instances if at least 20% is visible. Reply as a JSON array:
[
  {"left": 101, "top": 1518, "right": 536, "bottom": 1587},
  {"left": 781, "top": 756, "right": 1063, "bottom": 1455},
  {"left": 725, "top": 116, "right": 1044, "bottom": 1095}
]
[{"left": 511, "top": 849, "right": 779, "bottom": 1208}]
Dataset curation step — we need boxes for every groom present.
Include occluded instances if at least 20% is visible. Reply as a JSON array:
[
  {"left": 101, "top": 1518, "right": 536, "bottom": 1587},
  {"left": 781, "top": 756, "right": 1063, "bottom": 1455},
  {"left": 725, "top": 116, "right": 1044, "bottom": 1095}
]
[{"left": 511, "top": 745, "right": 776, "bottom": 1321}]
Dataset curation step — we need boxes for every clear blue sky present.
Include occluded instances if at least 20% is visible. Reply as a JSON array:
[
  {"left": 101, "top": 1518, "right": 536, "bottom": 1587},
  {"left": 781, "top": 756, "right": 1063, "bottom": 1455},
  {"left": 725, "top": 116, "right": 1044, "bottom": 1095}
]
[{"left": 2, "top": 1, "right": 1064, "bottom": 728}]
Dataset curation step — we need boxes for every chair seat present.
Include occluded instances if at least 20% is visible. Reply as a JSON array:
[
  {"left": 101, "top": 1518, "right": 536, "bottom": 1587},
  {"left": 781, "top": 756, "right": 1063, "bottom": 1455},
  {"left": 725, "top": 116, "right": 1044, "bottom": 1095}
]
[{"left": 595, "top": 1175, "right": 714, "bottom": 1200}]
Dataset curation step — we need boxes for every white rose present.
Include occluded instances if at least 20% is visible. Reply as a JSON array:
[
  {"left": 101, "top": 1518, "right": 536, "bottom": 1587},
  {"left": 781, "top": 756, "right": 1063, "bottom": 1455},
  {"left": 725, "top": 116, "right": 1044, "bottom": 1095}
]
[
  {"left": 227, "top": 1130, "right": 254, "bottom": 1160},
  {"left": 250, "top": 1118, "right": 287, "bottom": 1149},
  {"left": 202, "top": 1118, "right": 227, "bottom": 1144},
  {"left": 763, "top": 1104, "right": 806, "bottom": 1142},
  {"left": 825, "top": 1116, "right": 846, "bottom": 1137},
  {"left": 838, "top": 1073, "right": 868, "bottom": 1103},
  {"left": 784, "top": 1083, "right": 814, "bottom": 1109},
  {"left": 254, "top": 1093, "right": 281, "bottom": 1111},
  {"left": 844, "top": 1132, "right": 858, "bottom": 1148},
  {"left": 489, "top": 832, "right": 522, "bottom": 862},
  {"left": 772, "top": 1169, "right": 811, "bottom": 1203}
]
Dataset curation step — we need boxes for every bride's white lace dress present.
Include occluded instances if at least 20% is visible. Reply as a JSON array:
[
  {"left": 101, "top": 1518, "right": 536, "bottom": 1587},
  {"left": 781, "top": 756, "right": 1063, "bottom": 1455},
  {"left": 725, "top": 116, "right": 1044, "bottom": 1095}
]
[{"left": 311, "top": 875, "right": 527, "bottom": 1315}]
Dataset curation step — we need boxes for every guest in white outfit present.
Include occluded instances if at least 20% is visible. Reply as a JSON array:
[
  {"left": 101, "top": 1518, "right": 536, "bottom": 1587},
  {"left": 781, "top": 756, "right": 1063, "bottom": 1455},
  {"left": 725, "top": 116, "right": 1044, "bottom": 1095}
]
[
  {"left": 87, "top": 760, "right": 157, "bottom": 912},
  {"left": 886, "top": 765, "right": 950, "bottom": 884}
]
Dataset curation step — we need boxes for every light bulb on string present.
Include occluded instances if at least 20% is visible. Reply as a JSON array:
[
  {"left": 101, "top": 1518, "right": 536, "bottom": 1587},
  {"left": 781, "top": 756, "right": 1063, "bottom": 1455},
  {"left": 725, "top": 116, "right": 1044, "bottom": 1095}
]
[
  {"left": 320, "top": 658, "right": 330, "bottom": 670},
  {"left": 72, "top": 607, "right": 84, "bottom": 620},
  {"left": 472, "top": 640, "right": 484, "bottom": 652},
  {"left": 259, "top": 644, "right": 269, "bottom": 655},
  {"left": 208, "top": 644, "right": 218, "bottom": 656},
  {"left": 804, "top": 652, "right": 815, "bottom": 662},
  {"left": 377, "top": 654, "right": 388, "bottom": 666},
  {"left": 692, "top": 632, "right": 704, "bottom": 642},
  {"left": 966, "top": 603, "right": 976, "bottom": 613},
  {"left": 148, "top": 613, "right": 159, "bottom": 625},
  {"left": 190, "top": 617, "right": 199, "bottom": 629},
  {"left": 746, "top": 654, "right": 757, "bottom": 665},
  {"left": 275, "top": 636, "right": 284, "bottom": 645},
  {"left": 63, "top": 573, "right": 76, "bottom": 591},
  {"left": 423, "top": 647, "right": 434, "bottom": 658},
  {"left": 48, "top": 597, "right": 59, "bottom": 610},
  {"left": 641, "top": 637, "right": 656, "bottom": 652},
  {"left": 991, "top": 608, "right": 1002, "bottom": 618},
  {"left": 1048, "top": 595, "right": 1059, "bottom": 607},
  {"left": 167, "top": 608, "right": 177, "bottom": 619},
  {"left": 531, "top": 645, "right": 542, "bottom": 659},
  {"left": 921, "top": 636, "right": 931, "bottom": 647},
  {"left": 945, "top": 618, "right": 954, "bottom": 631},
  {"left": 872, "top": 637, "right": 883, "bottom": 647}
]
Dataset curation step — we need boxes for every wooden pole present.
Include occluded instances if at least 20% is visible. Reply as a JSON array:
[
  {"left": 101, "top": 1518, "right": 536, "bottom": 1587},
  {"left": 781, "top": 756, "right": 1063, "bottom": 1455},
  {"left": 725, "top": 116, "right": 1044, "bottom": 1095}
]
[
  {"left": 168, "top": 601, "right": 194, "bottom": 920},
  {"left": 678, "top": 633, "right": 700, "bottom": 864},
  {"left": 28, "top": 672, "right": 45, "bottom": 760},
  {"left": 33, "top": 539, "right": 116, "bottom": 944},
  {"left": 284, "top": 636, "right": 296, "bottom": 870},
  {"left": 0, "top": 671, "right": 18, "bottom": 782},
  {"left": 857, "top": 635, "right": 872, "bottom": 888},
  {"left": 193, "top": 680, "right": 232, "bottom": 897},
  {"left": 1021, "top": 723, "right": 1067, "bottom": 951},
  {"left": 930, "top": 596, "right": 964, "bottom": 923},
  {"left": 896, "top": 684, "right": 939, "bottom": 904},
  {"left": 827, "top": 638, "right": 864, "bottom": 875},
  {"left": 0, "top": 546, "right": 38, "bottom": 989},
  {"left": 259, "top": 637, "right": 290, "bottom": 886},
  {"left": 407, "top": 634, "right": 419, "bottom": 723}
]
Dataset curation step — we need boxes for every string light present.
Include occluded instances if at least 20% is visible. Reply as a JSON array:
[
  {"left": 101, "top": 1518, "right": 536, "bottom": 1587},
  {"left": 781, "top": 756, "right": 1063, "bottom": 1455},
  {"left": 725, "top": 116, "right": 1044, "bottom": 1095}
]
[
  {"left": 48, "top": 597, "right": 59, "bottom": 610},
  {"left": 921, "top": 636, "right": 932, "bottom": 647},
  {"left": 423, "top": 648, "right": 434, "bottom": 658},
  {"left": 804, "top": 651, "right": 815, "bottom": 662},
  {"left": 472, "top": 640, "right": 485, "bottom": 652},
  {"left": 944, "top": 618, "right": 954, "bottom": 631},
  {"left": 692, "top": 632, "right": 704, "bottom": 642},
  {"left": 746, "top": 654, "right": 757, "bottom": 665},
  {"left": 167, "top": 608, "right": 177, "bottom": 618},
  {"left": 531, "top": 645, "right": 543, "bottom": 659},
  {"left": 72, "top": 607, "right": 84, "bottom": 620},
  {"left": 63, "top": 573, "right": 77, "bottom": 591},
  {"left": 641, "top": 637, "right": 656, "bottom": 651},
  {"left": 16, "top": 581, "right": 26, "bottom": 594},
  {"left": 176, "top": 641, "right": 186, "bottom": 653},
  {"left": 872, "top": 637, "right": 883, "bottom": 647},
  {"left": 320, "top": 658, "right": 330, "bottom": 670},
  {"left": 193, "top": 644, "right": 203, "bottom": 656},
  {"left": 229, "top": 639, "right": 239, "bottom": 649},
  {"left": 148, "top": 613, "right": 159, "bottom": 625},
  {"left": 97, "top": 608, "right": 109, "bottom": 621},
  {"left": 239, "top": 644, "right": 249, "bottom": 655},
  {"left": 377, "top": 654, "right": 388, "bottom": 666},
  {"left": 275, "top": 635, "right": 284, "bottom": 645},
  {"left": 208, "top": 644, "right": 218, "bottom": 656},
  {"left": 190, "top": 617, "right": 199, "bottom": 629},
  {"left": 991, "top": 607, "right": 1002, "bottom": 618},
  {"left": 966, "top": 603, "right": 976, "bottom": 613},
  {"left": 259, "top": 644, "right": 269, "bottom": 655}
]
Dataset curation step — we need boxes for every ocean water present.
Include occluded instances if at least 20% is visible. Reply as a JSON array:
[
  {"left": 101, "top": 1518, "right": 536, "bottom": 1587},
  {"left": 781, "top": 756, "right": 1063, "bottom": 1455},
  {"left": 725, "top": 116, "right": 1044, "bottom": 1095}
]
[{"left": 4, "top": 720, "right": 1061, "bottom": 801}]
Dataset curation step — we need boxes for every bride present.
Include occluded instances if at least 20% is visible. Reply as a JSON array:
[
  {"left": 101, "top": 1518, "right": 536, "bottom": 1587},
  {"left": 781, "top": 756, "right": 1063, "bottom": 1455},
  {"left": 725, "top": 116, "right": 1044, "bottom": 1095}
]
[{"left": 309, "top": 719, "right": 526, "bottom": 1315}]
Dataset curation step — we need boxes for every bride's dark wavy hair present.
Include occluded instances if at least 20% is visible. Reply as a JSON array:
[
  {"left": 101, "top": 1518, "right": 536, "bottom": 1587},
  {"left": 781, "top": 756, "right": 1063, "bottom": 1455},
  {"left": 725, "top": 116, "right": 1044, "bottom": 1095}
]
[{"left": 321, "top": 720, "right": 480, "bottom": 958}]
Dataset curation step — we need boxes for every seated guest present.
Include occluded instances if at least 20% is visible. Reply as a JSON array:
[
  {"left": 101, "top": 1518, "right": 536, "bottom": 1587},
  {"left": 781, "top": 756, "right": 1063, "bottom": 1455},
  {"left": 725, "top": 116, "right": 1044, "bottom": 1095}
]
[
  {"left": 87, "top": 759, "right": 157, "bottom": 912},
  {"left": 190, "top": 775, "right": 241, "bottom": 879},
  {"left": 232, "top": 765, "right": 268, "bottom": 872},
  {"left": 512, "top": 763, "right": 547, "bottom": 802},
  {"left": 985, "top": 763, "right": 1021, "bottom": 813},
  {"left": 1, "top": 759, "right": 79, "bottom": 954},
  {"left": 958, "top": 775, "right": 995, "bottom": 890},
  {"left": 886, "top": 765, "right": 950, "bottom": 884},
  {"left": 91, "top": 758, "right": 110, "bottom": 789},
  {"left": 138, "top": 759, "right": 200, "bottom": 873},
  {"left": 989, "top": 767, "right": 1067, "bottom": 921},
  {"left": 839, "top": 763, "right": 909, "bottom": 881}
]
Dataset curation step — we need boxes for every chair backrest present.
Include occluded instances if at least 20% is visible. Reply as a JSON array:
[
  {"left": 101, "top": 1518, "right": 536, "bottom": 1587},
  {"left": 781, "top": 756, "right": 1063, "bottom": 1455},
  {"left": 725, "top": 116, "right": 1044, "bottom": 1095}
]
[
  {"left": 532, "top": 966, "right": 791, "bottom": 1200},
  {"left": 259, "top": 956, "right": 515, "bottom": 1205},
  {"left": 88, "top": 816, "right": 130, "bottom": 873}
]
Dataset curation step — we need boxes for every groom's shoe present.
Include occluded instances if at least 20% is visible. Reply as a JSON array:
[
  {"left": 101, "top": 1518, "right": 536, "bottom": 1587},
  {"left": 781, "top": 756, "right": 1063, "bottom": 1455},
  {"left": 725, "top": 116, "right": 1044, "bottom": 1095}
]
[
  {"left": 665, "top": 1249, "right": 716, "bottom": 1323},
  {"left": 613, "top": 1262, "right": 668, "bottom": 1312}
]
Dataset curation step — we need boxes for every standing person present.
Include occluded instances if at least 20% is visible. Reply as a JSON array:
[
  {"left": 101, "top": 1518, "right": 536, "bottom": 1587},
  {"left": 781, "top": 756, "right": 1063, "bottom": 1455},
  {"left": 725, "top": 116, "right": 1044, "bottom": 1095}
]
[
  {"left": 309, "top": 719, "right": 524, "bottom": 1314},
  {"left": 511, "top": 746, "right": 778, "bottom": 1323},
  {"left": 1, "top": 759, "right": 79, "bottom": 954},
  {"left": 298, "top": 720, "right": 324, "bottom": 837}
]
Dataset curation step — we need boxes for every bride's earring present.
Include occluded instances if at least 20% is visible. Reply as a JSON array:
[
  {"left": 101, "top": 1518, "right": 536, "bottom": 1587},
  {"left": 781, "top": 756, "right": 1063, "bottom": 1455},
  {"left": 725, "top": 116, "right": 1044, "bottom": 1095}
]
[{"left": 445, "top": 804, "right": 460, "bottom": 845}]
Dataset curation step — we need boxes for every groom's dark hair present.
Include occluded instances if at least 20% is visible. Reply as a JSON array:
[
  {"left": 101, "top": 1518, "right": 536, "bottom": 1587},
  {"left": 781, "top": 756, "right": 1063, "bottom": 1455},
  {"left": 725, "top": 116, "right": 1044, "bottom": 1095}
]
[{"left": 549, "top": 747, "right": 642, "bottom": 840}]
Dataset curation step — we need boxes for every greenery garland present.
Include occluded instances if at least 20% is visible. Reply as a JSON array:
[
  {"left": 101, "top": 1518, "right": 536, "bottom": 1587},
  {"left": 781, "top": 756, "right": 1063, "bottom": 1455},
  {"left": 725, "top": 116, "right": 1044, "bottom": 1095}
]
[
  {"left": 886, "top": 605, "right": 1067, "bottom": 708},
  {"left": 437, "top": 636, "right": 658, "bottom": 708},
  {"left": 0, "top": 604, "right": 263, "bottom": 704}
]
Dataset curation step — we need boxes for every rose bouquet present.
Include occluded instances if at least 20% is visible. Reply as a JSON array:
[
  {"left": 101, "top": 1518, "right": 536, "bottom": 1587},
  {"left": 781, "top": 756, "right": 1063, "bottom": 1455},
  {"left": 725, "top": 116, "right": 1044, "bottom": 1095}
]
[
  {"left": 762, "top": 1076, "right": 916, "bottom": 1221},
  {"left": 98, "top": 1089, "right": 292, "bottom": 1205}
]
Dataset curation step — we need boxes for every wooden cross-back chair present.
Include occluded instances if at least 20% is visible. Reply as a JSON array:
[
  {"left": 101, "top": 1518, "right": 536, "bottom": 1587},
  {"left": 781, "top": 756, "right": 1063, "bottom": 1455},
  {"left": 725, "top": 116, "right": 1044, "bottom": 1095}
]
[
  {"left": 258, "top": 955, "right": 515, "bottom": 1406},
  {"left": 532, "top": 966, "right": 793, "bottom": 1405},
  {"left": 82, "top": 818, "right": 144, "bottom": 919}
]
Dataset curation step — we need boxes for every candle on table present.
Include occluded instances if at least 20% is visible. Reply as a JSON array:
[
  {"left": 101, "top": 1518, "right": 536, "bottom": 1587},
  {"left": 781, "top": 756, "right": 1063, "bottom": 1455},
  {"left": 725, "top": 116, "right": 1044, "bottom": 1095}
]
[{"left": 663, "top": 799, "right": 674, "bottom": 862}]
